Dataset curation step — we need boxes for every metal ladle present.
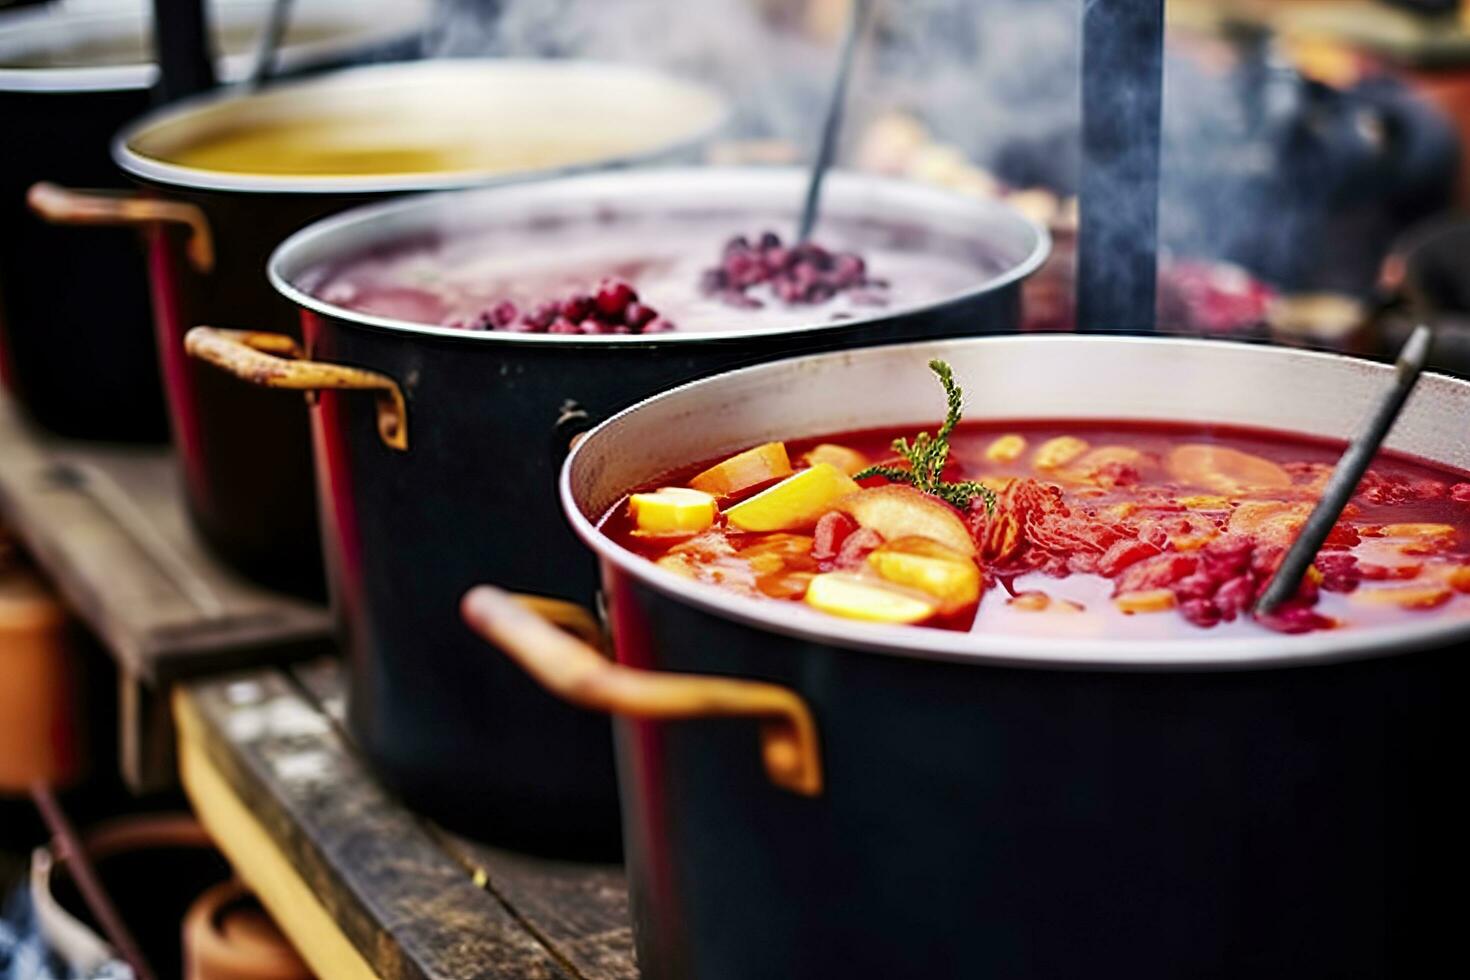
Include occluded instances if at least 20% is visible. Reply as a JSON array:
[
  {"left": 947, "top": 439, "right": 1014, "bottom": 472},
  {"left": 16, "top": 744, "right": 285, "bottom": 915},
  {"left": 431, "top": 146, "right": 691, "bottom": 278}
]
[
  {"left": 247, "top": 0, "right": 295, "bottom": 89},
  {"left": 1256, "top": 325, "right": 1435, "bottom": 614},
  {"left": 795, "top": 0, "right": 873, "bottom": 243}
]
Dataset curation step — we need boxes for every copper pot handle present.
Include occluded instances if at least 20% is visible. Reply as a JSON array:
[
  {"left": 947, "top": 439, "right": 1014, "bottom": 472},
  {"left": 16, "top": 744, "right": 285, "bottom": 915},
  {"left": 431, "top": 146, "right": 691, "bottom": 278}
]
[
  {"left": 27, "top": 182, "right": 215, "bottom": 273},
  {"left": 184, "top": 326, "right": 408, "bottom": 451},
  {"left": 461, "top": 585, "right": 823, "bottom": 796}
]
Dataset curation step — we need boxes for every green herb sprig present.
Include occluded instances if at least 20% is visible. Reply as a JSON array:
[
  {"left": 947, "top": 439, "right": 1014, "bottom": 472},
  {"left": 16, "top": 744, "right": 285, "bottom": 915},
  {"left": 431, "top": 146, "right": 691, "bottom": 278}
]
[{"left": 854, "top": 359, "right": 996, "bottom": 513}]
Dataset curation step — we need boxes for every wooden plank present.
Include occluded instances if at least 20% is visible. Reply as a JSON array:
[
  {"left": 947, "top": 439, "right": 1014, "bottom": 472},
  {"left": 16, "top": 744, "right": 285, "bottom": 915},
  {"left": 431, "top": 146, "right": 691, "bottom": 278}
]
[
  {"left": 287, "top": 659, "right": 640, "bottom": 980},
  {"left": 437, "top": 835, "right": 638, "bottom": 980},
  {"left": 175, "top": 669, "right": 573, "bottom": 980},
  {"left": 0, "top": 396, "right": 332, "bottom": 686}
]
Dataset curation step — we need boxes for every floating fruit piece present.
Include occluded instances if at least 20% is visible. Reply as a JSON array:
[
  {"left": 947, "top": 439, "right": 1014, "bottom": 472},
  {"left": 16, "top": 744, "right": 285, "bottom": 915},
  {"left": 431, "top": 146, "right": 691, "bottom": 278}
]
[
  {"left": 1167, "top": 444, "right": 1291, "bottom": 494},
  {"left": 1033, "top": 436, "right": 1090, "bottom": 471},
  {"left": 984, "top": 434, "right": 1027, "bottom": 463},
  {"left": 630, "top": 487, "right": 717, "bottom": 535},
  {"left": 1350, "top": 584, "right": 1453, "bottom": 611},
  {"left": 840, "top": 485, "right": 976, "bottom": 556},
  {"left": 1008, "top": 591, "right": 1051, "bottom": 612},
  {"left": 804, "top": 572, "right": 939, "bottom": 623},
  {"left": 1380, "top": 523, "right": 1457, "bottom": 541},
  {"left": 690, "top": 442, "right": 793, "bottom": 496},
  {"left": 1066, "top": 445, "right": 1148, "bottom": 483},
  {"left": 1445, "top": 565, "right": 1470, "bottom": 593},
  {"left": 726, "top": 463, "right": 861, "bottom": 532},
  {"left": 1228, "top": 500, "right": 1311, "bottom": 545},
  {"left": 655, "top": 553, "right": 698, "bottom": 578},
  {"left": 867, "top": 536, "right": 982, "bottom": 614},
  {"left": 1178, "top": 495, "right": 1231, "bottom": 511},
  {"left": 1114, "top": 589, "right": 1178, "bottom": 614},
  {"left": 757, "top": 571, "right": 815, "bottom": 600},
  {"left": 800, "top": 443, "right": 870, "bottom": 476}
]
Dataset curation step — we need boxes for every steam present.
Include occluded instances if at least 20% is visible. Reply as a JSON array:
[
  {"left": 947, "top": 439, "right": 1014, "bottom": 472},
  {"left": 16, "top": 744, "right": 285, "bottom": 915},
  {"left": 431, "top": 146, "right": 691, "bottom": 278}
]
[{"left": 424, "top": 0, "right": 1437, "bottom": 294}]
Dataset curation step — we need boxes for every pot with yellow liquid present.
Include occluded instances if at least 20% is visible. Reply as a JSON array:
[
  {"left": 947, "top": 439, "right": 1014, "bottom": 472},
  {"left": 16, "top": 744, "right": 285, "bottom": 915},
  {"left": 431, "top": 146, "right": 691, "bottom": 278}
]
[{"left": 29, "top": 59, "right": 726, "bottom": 596}]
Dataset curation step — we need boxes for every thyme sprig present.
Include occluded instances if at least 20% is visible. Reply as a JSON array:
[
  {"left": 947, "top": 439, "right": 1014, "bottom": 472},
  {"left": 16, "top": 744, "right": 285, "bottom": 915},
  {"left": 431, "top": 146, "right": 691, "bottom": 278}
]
[{"left": 854, "top": 359, "right": 996, "bottom": 513}]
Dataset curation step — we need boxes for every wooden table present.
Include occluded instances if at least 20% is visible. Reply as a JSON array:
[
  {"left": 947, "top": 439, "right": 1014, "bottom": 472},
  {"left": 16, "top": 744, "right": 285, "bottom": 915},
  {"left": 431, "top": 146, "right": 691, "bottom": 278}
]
[
  {"left": 175, "top": 660, "right": 637, "bottom": 980},
  {"left": 0, "top": 396, "right": 333, "bottom": 790}
]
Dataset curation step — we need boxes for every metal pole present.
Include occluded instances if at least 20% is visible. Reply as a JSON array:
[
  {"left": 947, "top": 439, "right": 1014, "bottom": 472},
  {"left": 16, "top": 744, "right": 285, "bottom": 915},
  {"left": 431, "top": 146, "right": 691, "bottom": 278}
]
[
  {"left": 152, "top": 0, "right": 217, "bottom": 104},
  {"left": 1076, "top": 0, "right": 1166, "bottom": 333}
]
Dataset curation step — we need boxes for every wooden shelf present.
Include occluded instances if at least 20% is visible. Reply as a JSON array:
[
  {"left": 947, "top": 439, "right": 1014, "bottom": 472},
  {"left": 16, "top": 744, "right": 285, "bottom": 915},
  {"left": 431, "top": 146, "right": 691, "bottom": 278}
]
[
  {"left": 177, "top": 660, "right": 636, "bottom": 980},
  {"left": 0, "top": 395, "right": 332, "bottom": 788}
]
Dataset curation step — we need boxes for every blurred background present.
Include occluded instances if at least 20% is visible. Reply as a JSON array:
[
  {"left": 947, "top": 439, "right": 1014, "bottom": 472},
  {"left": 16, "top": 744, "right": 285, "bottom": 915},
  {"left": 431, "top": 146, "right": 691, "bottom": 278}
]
[{"left": 2, "top": 0, "right": 1469, "bottom": 976}]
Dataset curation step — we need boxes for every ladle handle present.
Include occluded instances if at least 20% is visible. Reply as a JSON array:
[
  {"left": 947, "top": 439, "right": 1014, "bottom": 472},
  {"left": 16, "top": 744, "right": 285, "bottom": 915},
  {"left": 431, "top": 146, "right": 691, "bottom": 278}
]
[
  {"left": 184, "top": 327, "right": 408, "bottom": 451},
  {"left": 796, "top": 0, "right": 871, "bottom": 242},
  {"left": 1257, "top": 325, "right": 1434, "bottom": 613},
  {"left": 461, "top": 585, "right": 823, "bottom": 796}
]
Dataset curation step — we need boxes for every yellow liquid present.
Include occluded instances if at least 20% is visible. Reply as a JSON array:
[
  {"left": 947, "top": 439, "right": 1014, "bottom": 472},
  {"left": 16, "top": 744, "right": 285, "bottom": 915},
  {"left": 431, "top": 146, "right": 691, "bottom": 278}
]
[{"left": 161, "top": 118, "right": 639, "bottom": 177}]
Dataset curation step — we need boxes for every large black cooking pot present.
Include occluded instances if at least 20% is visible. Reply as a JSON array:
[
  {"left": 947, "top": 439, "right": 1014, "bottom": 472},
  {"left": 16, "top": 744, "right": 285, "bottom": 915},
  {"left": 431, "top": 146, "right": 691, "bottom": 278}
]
[
  {"left": 463, "top": 336, "right": 1470, "bottom": 976},
  {"left": 29, "top": 58, "right": 725, "bottom": 596},
  {"left": 182, "top": 169, "right": 1047, "bottom": 854},
  {"left": 0, "top": 0, "right": 426, "bottom": 442}
]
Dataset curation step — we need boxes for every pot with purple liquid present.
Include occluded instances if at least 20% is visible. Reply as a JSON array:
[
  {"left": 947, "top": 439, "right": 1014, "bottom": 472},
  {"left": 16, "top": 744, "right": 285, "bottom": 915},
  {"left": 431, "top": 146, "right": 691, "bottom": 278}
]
[{"left": 184, "top": 166, "right": 1047, "bottom": 853}]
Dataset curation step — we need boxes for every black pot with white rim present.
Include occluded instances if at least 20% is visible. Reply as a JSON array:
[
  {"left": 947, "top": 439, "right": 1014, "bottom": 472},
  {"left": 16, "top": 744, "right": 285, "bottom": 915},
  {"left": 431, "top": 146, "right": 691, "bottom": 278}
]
[
  {"left": 183, "top": 168, "right": 1048, "bottom": 853},
  {"left": 465, "top": 335, "right": 1470, "bottom": 976},
  {"left": 28, "top": 58, "right": 727, "bottom": 596},
  {"left": 0, "top": 0, "right": 427, "bottom": 441}
]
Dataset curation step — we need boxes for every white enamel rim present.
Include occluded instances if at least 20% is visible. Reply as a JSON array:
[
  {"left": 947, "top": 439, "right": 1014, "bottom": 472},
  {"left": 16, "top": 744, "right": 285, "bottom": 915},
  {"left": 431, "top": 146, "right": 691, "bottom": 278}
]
[
  {"left": 562, "top": 335, "right": 1470, "bottom": 673},
  {"left": 111, "top": 59, "right": 729, "bottom": 194},
  {"left": 267, "top": 167, "right": 1050, "bottom": 346},
  {"left": 0, "top": 1, "right": 426, "bottom": 93}
]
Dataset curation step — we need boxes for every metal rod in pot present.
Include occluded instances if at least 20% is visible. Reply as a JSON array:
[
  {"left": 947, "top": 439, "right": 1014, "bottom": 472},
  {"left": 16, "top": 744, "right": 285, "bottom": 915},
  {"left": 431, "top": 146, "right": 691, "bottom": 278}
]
[
  {"left": 1256, "top": 325, "right": 1435, "bottom": 614},
  {"left": 1076, "top": 0, "right": 1165, "bottom": 332},
  {"left": 247, "top": 0, "right": 296, "bottom": 89},
  {"left": 796, "top": 0, "right": 872, "bottom": 243}
]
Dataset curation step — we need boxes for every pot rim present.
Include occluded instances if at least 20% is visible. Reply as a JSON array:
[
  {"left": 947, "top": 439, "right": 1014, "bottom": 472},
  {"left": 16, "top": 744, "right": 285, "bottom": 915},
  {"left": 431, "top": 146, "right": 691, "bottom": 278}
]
[
  {"left": 0, "top": 1, "right": 425, "bottom": 94},
  {"left": 561, "top": 334, "right": 1470, "bottom": 673},
  {"left": 111, "top": 58, "right": 729, "bottom": 194},
  {"left": 267, "top": 166, "right": 1051, "bottom": 346}
]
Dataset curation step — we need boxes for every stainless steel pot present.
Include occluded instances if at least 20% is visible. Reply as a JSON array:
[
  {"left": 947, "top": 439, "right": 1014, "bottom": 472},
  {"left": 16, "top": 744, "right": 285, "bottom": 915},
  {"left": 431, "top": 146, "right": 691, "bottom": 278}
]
[
  {"left": 182, "top": 168, "right": 1048, "bottom": 853},
  {"left": 467, "top": 336, "right": 1470, "bottom": 977}
]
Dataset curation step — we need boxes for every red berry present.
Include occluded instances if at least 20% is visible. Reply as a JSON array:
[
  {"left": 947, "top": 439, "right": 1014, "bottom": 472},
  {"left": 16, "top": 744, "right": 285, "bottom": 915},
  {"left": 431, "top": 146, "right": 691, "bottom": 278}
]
[
  {"left": 547, "top": 318, "right": 581, "bottom": 335},
  {"left": 560, "top": 294, "right": 593, "bottom": 322},
  {"left": 594, "top": 279, "right": 638, "bottom": 318}
]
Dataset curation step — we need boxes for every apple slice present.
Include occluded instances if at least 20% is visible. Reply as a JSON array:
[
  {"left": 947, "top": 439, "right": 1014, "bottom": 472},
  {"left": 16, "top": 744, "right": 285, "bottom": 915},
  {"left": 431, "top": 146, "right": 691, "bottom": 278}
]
[
  {"left": 800, "top": 443, "right": 870, "bottom": 476},
  {"left": 628, "top": 487, "right": 717, "bottom": 534},
  {"left": 689, "top": 441, "right": 793, "bottom": 496},
  {"left": 867, "top": 536, "right": 981, "bottom": 614},
  {"left": 1167, "top": 444, "right": 1291, "bottom": 494},
  {"left": 839, "top": 485, "right": 976, "bottom": 557},
  {"left": 725, "top": 463, "right": 861, "bottom": 532},
  {"left": 804, "top": 571, "right": 940, "bottom": 624}
]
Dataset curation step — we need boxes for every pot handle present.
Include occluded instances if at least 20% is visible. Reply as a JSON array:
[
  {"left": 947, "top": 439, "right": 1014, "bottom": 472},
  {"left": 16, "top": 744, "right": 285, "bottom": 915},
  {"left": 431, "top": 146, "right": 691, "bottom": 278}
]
[
  {"left": 27, "top": 182, "right": 214, "bottom": 273},
  {"left": 184, "top": 326, "right": 408, "bottom": 451},
  {"left": 462, "top": 585, "right": 823, "bottom": 797}
]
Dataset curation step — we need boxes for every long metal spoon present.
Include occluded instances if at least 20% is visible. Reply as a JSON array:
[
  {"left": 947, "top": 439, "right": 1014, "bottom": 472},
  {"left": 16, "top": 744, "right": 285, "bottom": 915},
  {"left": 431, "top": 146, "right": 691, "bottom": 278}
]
[
  {"left": 247, "top": 0, "right": 295, "bottom": 89},
  {"left": 795, "top": 0, "right": 873, "bottom": 243},
  {"left": 1256, "top": 324, "right": 1435, "bottom": 614}
]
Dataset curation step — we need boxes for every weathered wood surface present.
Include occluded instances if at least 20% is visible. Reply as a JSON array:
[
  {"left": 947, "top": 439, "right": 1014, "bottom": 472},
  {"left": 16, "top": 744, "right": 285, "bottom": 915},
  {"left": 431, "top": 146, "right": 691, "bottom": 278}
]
[
  {"left": 0, "top": 396, "right": 332, "bottom": 686},
  {"left": 186, "top": 660, "right": 640, "bottom": 978},
  {"left": 178, "top": 668, "right": 577, "bottom": 979}
]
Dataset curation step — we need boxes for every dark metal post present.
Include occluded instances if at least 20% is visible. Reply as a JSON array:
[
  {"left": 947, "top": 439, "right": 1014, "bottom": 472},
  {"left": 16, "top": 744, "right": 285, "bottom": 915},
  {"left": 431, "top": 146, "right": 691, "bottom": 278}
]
[
  {"left": 1076, "top": 0, "right": 1166, "bottom": 333},
  {"left": 152, "top": 0, "right": 217, "bottom": 103}
]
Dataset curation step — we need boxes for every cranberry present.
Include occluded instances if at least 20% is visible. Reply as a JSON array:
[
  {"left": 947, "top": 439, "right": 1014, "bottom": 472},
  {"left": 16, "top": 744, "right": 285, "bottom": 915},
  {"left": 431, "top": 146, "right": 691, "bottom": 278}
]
[
  {"left": 560, "top": 294, "right": 593, "bottom": 322},
  {"left": 1099, "top": 539, "right": 1159, "bottom": 577},
  {"left": 758, "top": 231, "right": 782, "bottom": 250},
  {"left": 723, "top": 235, "right": 751, "bottom": 256},
  {"left": 547, "top": 318, "right": 581, "bottom": 335},
  {"left": 1173, "top": 573, "right": 1218, "bottom": 602},
  {"left": 524, "top": 301, "right": 558, "bottom": 330},
  {"left": 623, "top": 302, "right": 657, "bottom": 329},
  {"left": 577, "top": 319, "right": 605, "bottom": 335},
  {"left": 700, "top": 268, "right": 729, "bottom": 294},
  {"left": 489, "top": 300, "right": 519, "bottom": 329},
  {"left": 594, "top": 278, "right": 638, "bottom": 318},
  {"left": 1453, "top": 483, "right": 1470, "bottom": 503},
  {"left": 1213, "top": 575, "right": 1256, "bottom": 619},
  {"left": 643, "top": 318, "right": 676, "bottom": 333},
  {"left": 1180, "top": 598, "right": 1223, "bottom": 628}
]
